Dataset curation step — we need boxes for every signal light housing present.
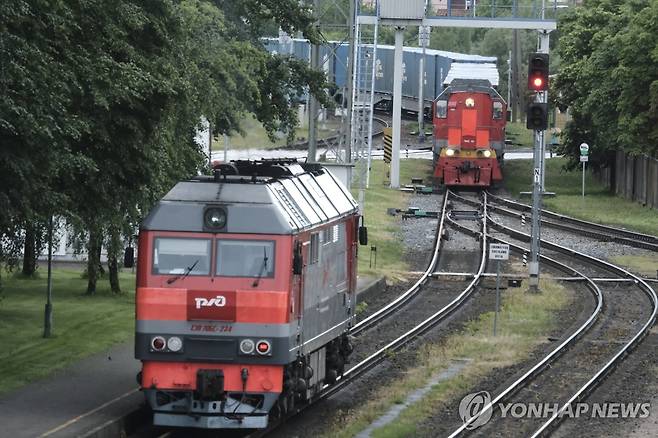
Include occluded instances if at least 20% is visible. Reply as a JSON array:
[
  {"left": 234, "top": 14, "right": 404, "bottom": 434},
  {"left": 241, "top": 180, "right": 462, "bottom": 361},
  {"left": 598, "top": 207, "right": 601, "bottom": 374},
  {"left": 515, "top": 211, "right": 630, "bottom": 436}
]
[
  {"left": 526, "top": 102, "right": 549, "bottom": 131},
  {"left": 528, "top": 53, "right": 549, "bottom": 92}
]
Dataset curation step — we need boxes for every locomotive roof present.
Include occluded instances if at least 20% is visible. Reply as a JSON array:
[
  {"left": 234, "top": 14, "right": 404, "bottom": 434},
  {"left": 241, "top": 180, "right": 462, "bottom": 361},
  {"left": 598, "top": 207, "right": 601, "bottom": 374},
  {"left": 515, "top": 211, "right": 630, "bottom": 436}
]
[
  {"left": 442, "top": 62, "right": 500, "bottom": 87},
  {"left": 437, "top": 79, "right": 506, "bottom": 101},
  {"left": 141, "top": 160, "right": 359, "bottom": 235}
]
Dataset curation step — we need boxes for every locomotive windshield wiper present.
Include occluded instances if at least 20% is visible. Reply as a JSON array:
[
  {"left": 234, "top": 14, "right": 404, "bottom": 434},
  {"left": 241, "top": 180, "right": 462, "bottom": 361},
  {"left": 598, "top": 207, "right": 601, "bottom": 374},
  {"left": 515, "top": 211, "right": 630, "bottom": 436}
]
[
  {"left": 167, "top": 259, "right": 199, "bottom": 285},
  {"left": 251, "top": 248, "right": 269, "bottom": 287}
]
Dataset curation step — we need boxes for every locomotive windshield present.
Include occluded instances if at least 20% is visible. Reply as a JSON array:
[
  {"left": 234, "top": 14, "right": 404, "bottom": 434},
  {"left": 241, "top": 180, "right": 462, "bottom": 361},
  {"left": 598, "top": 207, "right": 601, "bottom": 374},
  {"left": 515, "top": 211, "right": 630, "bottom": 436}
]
[
  {"left": 217, "top": 240, "right": 275, "bottom": 278},
  {"left": 153, "top": 238, "right": 211, "bottom": 275}
]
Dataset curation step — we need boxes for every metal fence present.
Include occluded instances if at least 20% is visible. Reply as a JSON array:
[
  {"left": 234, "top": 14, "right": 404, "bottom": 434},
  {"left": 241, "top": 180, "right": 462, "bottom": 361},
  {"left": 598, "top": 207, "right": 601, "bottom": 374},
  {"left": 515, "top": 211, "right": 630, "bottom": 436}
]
[{"left": 598, "top": 151, "right": 658, "bottom": 210}]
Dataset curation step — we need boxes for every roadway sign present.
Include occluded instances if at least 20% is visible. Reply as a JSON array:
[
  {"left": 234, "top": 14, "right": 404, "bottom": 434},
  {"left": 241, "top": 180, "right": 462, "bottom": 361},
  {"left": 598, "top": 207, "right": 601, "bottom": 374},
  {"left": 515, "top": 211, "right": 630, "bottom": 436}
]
[
  {"left": 579, "top": 142, "right": 589, "bottom": 156},
  {"left": 580, "top": 155, "right": 588, "bottom": 162},
  {"left": 489, "top": 243, "right": 510, "bottom": 261}
]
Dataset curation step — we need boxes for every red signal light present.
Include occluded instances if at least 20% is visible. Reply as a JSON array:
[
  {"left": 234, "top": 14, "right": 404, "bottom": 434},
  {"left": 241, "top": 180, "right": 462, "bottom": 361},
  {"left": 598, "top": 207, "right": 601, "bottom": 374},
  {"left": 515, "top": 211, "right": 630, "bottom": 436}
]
[
  {"left": 527, "top": 53, "right": 549, "bottom": 92},
  {"left": 256, "top": 340, "right": 271, "bottom": 355}
]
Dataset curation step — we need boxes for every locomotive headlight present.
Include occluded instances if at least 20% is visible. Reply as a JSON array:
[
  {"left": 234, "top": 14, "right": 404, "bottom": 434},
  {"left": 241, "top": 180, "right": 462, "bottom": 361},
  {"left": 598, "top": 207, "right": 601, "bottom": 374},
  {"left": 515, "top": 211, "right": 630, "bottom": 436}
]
[
  {"left": 465, "top": 97, "right": 475, "bottom": 108},
  {"left": 446, "top": 148, "right": 456, "bottom": 157},
  {"left": 151, "top": 336, "right": 166, "bottom": 351},
  {"left": 240, "top": 339, "right": 255, "bottom": 355},
  {"left": 204, "top": 206, "right": 227, "bottom": 231},
  {"left": 167, "top": 336, "right": 183, "bottom": 352},
  {"left": 483, "top": 150, "right": 492, "bottom": 158}
]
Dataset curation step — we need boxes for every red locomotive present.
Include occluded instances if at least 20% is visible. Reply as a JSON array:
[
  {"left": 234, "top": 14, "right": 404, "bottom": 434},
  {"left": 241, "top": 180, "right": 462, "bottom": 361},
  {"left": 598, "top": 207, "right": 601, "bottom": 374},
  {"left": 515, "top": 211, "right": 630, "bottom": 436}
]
[
  {"left": 134, "top": 159, "right": 366, "bottom": 429},
  {"left": 433, "top": 63, "right": 507, "bottom": 187}
]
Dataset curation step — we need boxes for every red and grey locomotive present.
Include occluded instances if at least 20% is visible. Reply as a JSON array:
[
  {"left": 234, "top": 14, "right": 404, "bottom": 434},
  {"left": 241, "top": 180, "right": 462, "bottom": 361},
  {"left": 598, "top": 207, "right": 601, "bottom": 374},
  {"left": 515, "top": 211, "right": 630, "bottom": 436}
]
[
  {"left": 135, "top": 159, "right": 365, "bottom": 429},
  {"left": 433, "top": 62, "right": 507, "bottom": 187}
]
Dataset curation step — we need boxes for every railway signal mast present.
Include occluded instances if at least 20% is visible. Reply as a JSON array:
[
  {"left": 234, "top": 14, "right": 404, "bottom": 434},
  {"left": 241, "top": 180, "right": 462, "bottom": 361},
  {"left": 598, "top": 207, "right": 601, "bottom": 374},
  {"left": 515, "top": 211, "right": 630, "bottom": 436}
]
[{"left": 527, "top": 45, "right": 550, "bottom": 291}]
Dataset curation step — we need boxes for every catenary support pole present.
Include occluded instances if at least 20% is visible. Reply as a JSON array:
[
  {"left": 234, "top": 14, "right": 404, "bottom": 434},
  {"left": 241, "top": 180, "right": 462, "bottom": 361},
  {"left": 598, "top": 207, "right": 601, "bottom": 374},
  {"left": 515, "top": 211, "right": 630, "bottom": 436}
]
[{"left": 391, "top": 26, "right": 404, "bottom": 189}]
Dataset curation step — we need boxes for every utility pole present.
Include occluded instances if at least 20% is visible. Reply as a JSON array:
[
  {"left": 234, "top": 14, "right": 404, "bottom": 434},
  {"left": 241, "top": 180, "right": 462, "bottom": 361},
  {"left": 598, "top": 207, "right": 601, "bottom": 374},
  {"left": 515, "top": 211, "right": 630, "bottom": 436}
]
[
  {"left": 345, "top": 0, "right": 356, "bottom": 163},
  {"left": 391, "top": 26, "right": 404, "bottom": 188},
  {"left": 418, "top": 25, "right": 429, "bottom": 143},
  {"left": 307, "top": 0, "right": 321, "bottom": 162},
  {"left": 511, "top": 29, "right": 521, "bottom": 123},
  {"left": 43, "top": 215, "right": 53, "bottom": 338}
]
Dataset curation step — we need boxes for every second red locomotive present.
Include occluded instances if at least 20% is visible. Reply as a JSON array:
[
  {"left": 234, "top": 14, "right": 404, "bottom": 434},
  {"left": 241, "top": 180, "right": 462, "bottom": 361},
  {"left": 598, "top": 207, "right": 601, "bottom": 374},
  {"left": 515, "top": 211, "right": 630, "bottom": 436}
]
[
  {"left": 433, "top": 62, "right": 507, "bottom": 187},
  {"left": 134, "top": 159, "right": 366, "bottom": 429}
]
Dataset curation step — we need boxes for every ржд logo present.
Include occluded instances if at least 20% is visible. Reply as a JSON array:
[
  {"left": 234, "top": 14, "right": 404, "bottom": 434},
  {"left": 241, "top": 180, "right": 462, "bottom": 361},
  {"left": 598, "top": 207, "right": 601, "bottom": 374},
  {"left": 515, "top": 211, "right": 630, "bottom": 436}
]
[{"left": 195, "top": 295, "right": 226, "bottom": 309}]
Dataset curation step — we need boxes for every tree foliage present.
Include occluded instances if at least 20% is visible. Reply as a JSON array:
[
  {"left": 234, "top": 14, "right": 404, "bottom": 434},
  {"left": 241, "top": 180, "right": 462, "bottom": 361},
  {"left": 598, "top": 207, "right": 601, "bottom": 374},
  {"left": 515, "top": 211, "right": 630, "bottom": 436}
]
[
  {"left": 554, "top": 0, "right": 658, "bottom": 169},
  {"left": 0, "top": 0, "right": 329, "bottom": 291}
]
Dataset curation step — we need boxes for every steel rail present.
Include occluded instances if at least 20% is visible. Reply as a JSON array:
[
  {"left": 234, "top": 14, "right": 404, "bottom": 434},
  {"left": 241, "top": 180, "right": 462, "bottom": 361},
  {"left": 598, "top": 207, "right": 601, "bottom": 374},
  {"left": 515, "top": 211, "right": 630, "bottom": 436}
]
[
  {"left": 350, "top": 189, "right": 449, "bottom": 336},
  {"left": 482, "top": 216, "right": 657, "bottom": 437},
  {"left": 453, "top": 191, "right": 658, "bottom": 252},
  {"left": 447, "top": 216, "right": 604, "bottom": 436},
  {"left": 487, "top": 191, "right": 658, "bottom": 246},
  {"left": 250, "top": 191, "right": 488, "bottom": 438}
]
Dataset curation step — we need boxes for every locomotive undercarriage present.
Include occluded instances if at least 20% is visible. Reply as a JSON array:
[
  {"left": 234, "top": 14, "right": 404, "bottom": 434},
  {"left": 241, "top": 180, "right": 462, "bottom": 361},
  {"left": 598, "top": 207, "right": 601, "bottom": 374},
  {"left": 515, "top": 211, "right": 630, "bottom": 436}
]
[{"left": 276, "top": 334, "right": 354, "bottom": 417}]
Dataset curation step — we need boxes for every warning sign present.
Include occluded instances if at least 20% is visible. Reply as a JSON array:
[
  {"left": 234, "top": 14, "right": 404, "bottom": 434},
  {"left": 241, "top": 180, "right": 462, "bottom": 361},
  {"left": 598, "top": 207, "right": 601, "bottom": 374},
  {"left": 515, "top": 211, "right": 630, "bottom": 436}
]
[
  {"left": 489, "top": 243, "right": 510, "bottom": 261},
  {"left": 383, "top": 127, "right": 392, "bottom": 163}
]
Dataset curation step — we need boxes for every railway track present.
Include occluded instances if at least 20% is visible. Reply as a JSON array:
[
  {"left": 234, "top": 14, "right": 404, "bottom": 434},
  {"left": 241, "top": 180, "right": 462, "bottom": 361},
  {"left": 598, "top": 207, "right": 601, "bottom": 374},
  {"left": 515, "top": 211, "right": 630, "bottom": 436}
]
[
  {"left": 280, "top": 116, "right": 390, "bottom": 152},
  {"left": 486, "top": 192, "right": 658, "bottom": 251},
  {"left": 443, "top": 205, "right": 657, "bottom": 437},
  {"left": 450, "top": 191, "right": 658, "bottom": 254}
]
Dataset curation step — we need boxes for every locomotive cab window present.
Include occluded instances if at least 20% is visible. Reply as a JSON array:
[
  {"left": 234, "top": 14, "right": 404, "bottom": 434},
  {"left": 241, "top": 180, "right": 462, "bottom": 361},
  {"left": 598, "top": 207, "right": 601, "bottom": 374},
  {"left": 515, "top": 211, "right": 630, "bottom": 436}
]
[
  {"left": 216, "top": 240, "right": 275, "bottom": 278},
  {"left": 436, "top": 100, "right": 448, "bottom": 118},
  {"left": 493, "top": 101, "right": 503, "bottom": 120},
  {"left": 153, "top": 238, "right": 210, "bottom": 275}
]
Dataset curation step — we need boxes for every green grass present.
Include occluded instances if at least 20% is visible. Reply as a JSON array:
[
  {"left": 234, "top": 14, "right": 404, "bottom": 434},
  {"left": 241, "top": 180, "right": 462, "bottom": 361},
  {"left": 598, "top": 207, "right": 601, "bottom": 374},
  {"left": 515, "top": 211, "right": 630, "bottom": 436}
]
[
  {"left": 214, "top": 114, "right": 341, "bottom": 151},
  {"left": 503, "top": 157, "right": 658, "bottom": 236},
  {"left": 322, "top": 277, "right": 570, "bottom": 438},
  {"left": 505, "top": 122, "right": 534, "bottom": 149},
  {"left": 356, "top": 159, "right": 434, "bottom": 280},
  {"left": 0, "top": 269, "right": 135, "bottom": 395},
  {"left": 610, "top": 255, "right": 657, "bottom": 278}
]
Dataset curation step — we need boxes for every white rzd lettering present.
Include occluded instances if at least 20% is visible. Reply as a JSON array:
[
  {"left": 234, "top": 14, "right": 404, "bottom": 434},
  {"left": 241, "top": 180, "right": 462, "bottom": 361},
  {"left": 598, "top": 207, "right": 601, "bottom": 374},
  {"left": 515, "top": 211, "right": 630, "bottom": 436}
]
[{"left": 195, "top": 296, "right": 227, "bottom": 309}]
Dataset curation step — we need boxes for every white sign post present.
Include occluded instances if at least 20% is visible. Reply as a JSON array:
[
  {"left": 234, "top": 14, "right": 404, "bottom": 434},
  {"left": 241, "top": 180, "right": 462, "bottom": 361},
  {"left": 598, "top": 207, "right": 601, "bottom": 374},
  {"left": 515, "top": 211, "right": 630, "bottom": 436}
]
[
  {"left": 489, "top": 243, "right": 509, "bottom": 336},
  {"left": 580, "top": 142, "right": 589, "bottom": 198}
]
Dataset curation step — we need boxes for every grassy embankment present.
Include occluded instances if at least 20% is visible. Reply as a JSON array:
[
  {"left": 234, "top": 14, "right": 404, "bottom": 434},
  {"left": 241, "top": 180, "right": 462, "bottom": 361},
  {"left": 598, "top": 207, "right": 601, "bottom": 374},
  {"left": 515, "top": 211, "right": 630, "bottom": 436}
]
[
  {"left": 0, "top": 270, "right": 135, "bottom": 395},
  {"left": 355, "top": 159, "right": 434, "bottom": 280},
  {"left": 213, "top": 114, "right": 341, "bottom": 150},
  {"left": 323, "top": 274, "right": 571, "bottom": 438},
  {"left": 503, "top": 157, "right": 658, "bottom": 275}
]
